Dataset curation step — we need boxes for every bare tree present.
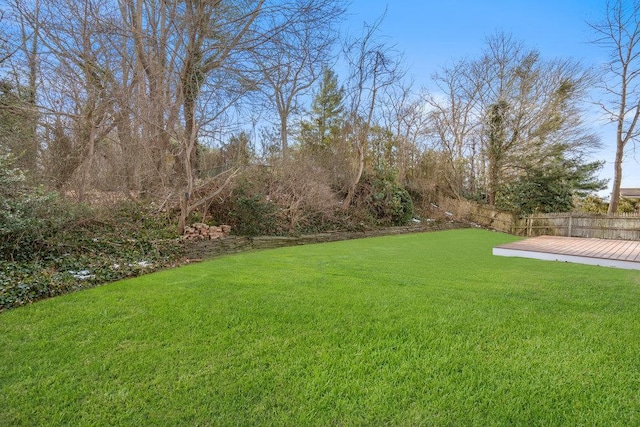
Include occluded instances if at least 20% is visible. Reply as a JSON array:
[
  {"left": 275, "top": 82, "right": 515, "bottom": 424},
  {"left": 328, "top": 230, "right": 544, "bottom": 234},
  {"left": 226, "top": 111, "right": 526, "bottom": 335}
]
[
  {"left": 23, "top": 0, "right": 119, "bottom": 198},
  {"left": 116, "top": 0, "right": 265, "bottom": 232},
  {"left": 252, "top": 0, "right": 345, "bottom": 158},
  {"left": 590, "top": 0, "right": 640, "bottom": 214},
  {"left": 342, "top": 15, "right": 404, "bottom": 208},
  {"left": 0, "top": 9, "right": 17, "bottom": 65},
  {"left": 426, "top": 60, "right": 482, "bottom": 198},
  {"left": 118, "top": 0, "right": 182, "bottom": 196},
  {"left": 175, "top": 0, "right": 265, "bottom": 233},
  {"left": 14, "top": 0, "right": 39, "bottom": 162},
  {"left": 379, "top": 81, "right": 429, "bottom": 184},
  {"left": 427, "top": 32, "right": 598, "bottom": 207}
]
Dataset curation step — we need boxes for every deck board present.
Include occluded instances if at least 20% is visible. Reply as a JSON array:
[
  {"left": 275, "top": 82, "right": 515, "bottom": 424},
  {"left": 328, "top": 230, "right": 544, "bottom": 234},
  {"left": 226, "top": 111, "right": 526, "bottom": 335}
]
[{"left": 493, "top": 236, "right": 640, "bottom": 270}]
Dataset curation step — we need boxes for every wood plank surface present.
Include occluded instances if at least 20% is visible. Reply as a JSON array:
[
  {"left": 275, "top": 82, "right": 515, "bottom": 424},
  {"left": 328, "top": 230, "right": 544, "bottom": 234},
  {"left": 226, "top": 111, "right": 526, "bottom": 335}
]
[{"left": 496, "top": 236, "right": 640, "bottom": 263}]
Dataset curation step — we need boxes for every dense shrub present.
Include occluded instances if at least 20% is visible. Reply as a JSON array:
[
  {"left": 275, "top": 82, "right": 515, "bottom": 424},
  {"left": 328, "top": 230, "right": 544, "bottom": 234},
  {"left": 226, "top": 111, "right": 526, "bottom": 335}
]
[
  {"left": 359, "top": 171, "right": 414, "bottom": 226},
  {"left": 228, "top": 192, "right": 279, "bottom": 237},
  {"left": 618, "top": 198, "right": 639, "bottom": 213},
  {"left": 209, "top": 160, "right": 342, "bottom": 236},
  {"left": 0, "top": 154, "right": 84, "bottom": 261},
  {"left": 575, "top": 194, "right": 608, "bottom": 214},
  {"left": 0, "top": 178, "right": 184, "bottom": 311},
  {"left": 206, "top": 168, "right": 280, "bottom": 236},
  {"left": 267, "top": 156, "right": 340, "bottom": 233}
]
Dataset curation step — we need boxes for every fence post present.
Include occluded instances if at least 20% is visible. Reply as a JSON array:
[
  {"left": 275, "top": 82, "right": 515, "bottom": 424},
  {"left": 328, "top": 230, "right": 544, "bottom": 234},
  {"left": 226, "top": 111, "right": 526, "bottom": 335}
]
[{"left": 568, "top": 214, "right": 572, "bottom": 237}]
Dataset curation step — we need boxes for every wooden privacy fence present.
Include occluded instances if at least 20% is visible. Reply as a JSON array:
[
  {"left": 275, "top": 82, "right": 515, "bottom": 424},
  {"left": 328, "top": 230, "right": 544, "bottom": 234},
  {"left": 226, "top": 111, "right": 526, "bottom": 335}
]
[
  {"left": 514, "top": 213, "right": 640, "bottom": 240},
  {"left": 438, "top": 198, "right": 640, "bottom": 241},
  {"left": 437, "top": 198, "right": 516, "bottom": 234}
]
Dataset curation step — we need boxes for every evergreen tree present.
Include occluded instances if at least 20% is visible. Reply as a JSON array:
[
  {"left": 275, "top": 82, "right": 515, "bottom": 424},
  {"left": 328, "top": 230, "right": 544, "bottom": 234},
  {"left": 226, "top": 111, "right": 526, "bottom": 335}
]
[
  {"left": 497, "top": 158, "right": 607, "bottom": 214},
  {"left": 301, "top": 68, "right": 345, "bottom": 150}
]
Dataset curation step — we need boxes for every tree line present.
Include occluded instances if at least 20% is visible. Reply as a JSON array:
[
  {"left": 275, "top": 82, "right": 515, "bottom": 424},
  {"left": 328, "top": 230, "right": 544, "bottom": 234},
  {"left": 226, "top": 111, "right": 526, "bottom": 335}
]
[{"left": 0, "top": 0, "right": 638, "bottom": 235}]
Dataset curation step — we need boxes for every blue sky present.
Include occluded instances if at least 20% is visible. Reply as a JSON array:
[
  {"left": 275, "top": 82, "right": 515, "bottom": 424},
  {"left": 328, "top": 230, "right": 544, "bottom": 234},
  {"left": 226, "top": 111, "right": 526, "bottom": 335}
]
[{"left": 344, "top": 0, "right": 638, "bottom": 197}]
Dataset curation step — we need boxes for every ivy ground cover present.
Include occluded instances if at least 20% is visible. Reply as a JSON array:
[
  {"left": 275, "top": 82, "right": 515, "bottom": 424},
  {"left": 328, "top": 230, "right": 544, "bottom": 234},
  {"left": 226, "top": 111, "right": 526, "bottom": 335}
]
[{"left": 2, "top": 229, "right": 640, "bottom": 425}]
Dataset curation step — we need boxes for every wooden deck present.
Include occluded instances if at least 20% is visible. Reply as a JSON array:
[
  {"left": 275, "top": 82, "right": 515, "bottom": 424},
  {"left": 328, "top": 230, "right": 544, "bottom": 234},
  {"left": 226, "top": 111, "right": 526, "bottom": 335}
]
[{"left": 493, "top": 236, "right": 640, "bottom": 270}]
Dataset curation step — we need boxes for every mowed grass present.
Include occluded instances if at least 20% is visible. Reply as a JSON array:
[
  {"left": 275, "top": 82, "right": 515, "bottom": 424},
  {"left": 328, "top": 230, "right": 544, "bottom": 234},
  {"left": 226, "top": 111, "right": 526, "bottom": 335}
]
[{"left": 2, "top": 229, "right": 640, "bottom": 425}]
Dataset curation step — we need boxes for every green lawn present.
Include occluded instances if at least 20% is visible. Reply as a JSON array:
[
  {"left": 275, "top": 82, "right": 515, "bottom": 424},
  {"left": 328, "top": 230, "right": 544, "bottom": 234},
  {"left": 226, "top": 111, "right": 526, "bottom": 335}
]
[{"left": 2, "top": 229, "right": 640, "bottom": 425}]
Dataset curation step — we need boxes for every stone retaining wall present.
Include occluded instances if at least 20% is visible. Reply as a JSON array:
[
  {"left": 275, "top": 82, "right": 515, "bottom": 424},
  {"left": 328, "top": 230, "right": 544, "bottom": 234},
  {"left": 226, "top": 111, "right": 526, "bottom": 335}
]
[{"left": 184, "top": 221, "right": 467, "bottom": 260}]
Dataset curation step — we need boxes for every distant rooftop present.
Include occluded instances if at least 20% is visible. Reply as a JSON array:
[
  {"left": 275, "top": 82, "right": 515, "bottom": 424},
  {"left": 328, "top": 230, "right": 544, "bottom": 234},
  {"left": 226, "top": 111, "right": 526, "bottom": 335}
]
[{"left": 620, "top": 188, "right": 640, "bottom": 198}]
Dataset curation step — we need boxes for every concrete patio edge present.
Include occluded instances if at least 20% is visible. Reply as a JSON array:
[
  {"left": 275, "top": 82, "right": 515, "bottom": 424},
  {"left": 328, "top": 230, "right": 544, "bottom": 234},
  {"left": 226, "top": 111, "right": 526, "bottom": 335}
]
[{"left": 493, "top": 246, "right": 640, "bottom": 270}]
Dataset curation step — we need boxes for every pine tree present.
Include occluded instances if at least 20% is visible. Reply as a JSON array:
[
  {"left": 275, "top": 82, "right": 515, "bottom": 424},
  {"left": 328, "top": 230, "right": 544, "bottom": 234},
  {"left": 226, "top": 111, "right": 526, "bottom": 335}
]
[{"left": 301, "top": 68, "right": 345, "bottom": 150}]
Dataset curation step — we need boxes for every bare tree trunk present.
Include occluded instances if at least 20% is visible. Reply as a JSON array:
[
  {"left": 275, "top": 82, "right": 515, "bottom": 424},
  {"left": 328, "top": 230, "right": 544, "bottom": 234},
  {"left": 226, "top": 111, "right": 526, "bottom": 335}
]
[
  {"left": 279, "top": 112, "right": 289, "bottom": 158},
  {"left": 487, "top": 161, "right": 499, "bottom": 206},
  {"left": 343, "top": 137, "right": 365, "bottom": 209},
  {"left": 78, "top": 124, "right": 96, "bottom": 203},
  {"left": 343, "top": 84, "right": 376, "bottom": 209},
  {"left": 178, "top": 97, "right": 198, "bottom": 235},
  {"left": 13, "top": 0, "right": 40, "bottom": 174},
  {"left": 24, "top": 0, "right": 39, "bottom": 174},
  {"left": 609, "top": 142, "right": 624, "bottom": 214}
]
